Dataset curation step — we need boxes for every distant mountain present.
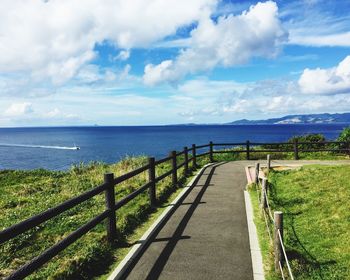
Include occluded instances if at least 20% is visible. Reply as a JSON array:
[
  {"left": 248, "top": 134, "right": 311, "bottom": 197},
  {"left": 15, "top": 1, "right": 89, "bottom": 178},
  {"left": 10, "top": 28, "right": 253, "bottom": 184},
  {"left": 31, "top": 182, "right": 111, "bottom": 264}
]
[{"left": 227, "top": 113, "right": 350, "bottom": 125}]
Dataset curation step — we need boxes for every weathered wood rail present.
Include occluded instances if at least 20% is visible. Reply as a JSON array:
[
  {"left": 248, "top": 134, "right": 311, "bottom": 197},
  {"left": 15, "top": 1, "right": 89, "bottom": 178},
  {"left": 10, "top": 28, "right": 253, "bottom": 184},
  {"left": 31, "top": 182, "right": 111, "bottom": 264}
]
[{"left": 1, "top": 140, "right": 349, "bottom": 279}]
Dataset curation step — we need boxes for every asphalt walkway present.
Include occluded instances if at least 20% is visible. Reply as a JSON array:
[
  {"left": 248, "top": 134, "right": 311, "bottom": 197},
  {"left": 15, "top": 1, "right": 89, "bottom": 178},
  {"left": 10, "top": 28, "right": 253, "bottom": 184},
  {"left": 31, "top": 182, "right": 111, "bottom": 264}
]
[{"left": 121, "top": 161, "right": 254, "bottom": 280}]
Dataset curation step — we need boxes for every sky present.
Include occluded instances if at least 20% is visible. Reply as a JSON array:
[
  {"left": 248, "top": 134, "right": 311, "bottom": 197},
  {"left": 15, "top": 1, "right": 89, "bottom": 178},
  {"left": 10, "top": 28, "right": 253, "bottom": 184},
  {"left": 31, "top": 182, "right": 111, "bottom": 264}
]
[{"left": 1, "top": 0, "right": 350, "bottom": 127}]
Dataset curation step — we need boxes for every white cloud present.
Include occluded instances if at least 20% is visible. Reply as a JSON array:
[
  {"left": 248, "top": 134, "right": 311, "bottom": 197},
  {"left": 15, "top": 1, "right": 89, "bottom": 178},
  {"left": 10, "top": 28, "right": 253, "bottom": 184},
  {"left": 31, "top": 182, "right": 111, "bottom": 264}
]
[
  {"left": 4, "top": 102, "right": 33, "bottom": 117},
  {"left": 282, "top": 1, "right": 350, "bottom": 47},
  {"left": 0, "top": 0, "right": 216, "bottom": 84},
  {"left": 44, "top": 108, "right": 78, "bottom": 120},
  {"left": 143, "top": 1, "right": 287, "bottom": 85},
  {"left": 144, "top": 60, "right": 175, "bottom": 85},
  {"left": 299, "top": 55, "right": 350, "bottom": 95},
  {"left": 290, "top": 32, "right": 350, "bottom": 47},
  {"left": 45, "top": 108, "right": 61, "bottom": 118},
  {"left": 115, "top": 50, "right": 130, "bottom": 61}
]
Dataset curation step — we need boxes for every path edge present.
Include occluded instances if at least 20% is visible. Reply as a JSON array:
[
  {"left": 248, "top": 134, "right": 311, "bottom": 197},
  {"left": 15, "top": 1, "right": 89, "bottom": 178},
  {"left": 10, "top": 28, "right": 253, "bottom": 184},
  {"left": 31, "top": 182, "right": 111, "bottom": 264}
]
[
  {"left": 107, "top": 163, "right": 214, "bottom": 280},
  {"left": 244, "top": 189, "right": 265, "bottom": 280}
]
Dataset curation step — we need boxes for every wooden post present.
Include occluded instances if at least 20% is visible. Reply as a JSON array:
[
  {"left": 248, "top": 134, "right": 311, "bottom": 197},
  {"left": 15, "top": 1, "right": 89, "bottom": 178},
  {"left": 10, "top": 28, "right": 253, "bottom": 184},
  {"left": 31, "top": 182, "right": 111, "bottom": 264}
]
[
  {"left": 274, "top": 211, "right": 284, "bottom": 272},
  {"left": 171, "top": 150, "right": 178, "bottom": 188},
  {"left": 148, "top": 157, "right": 157, "bottom": 207},
  {"left": 267, "top": 154, "right": 271, "bottom": 174},
  {"left": 192, "top": 144, "right": 197, "bottom": 167},
  {"left": 104, "top": 173, "right": 117, "bottom": 243},
  {"left": 260, "top": 178, "right": 267, "bottom": 210},
  {"left": 184, "top": 146, "right": 189, "bottom": 175},
  {"left": 293, "top": 139, "right": 299, "bottom": 160},
  {"left": 209, "top": 141, "right": 214, "bottom": 163},
  {"left": 255, "top": 162, "right": 260, "bottom": 184},
  {"left": 246, "top": 140, "right": 250, "bottom": 160}
]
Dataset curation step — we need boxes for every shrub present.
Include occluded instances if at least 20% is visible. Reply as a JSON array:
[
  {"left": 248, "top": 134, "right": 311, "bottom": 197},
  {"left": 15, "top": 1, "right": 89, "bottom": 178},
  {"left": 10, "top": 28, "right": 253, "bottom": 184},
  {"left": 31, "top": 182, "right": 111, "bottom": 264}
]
[{"left": 335, "top": 127, "right": 350, "bottom": 154}]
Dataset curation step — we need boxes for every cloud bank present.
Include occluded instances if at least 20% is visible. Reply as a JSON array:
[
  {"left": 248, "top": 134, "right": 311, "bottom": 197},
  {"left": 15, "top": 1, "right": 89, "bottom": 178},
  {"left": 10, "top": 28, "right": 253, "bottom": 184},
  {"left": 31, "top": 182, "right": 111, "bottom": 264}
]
[
  {"left": 0, "top": 0, "right": 216, "bottom": 84},
  {"left": 299, "top": 56, "right": 350, "bottom": 95},
  {"left": 143, "top": 1, "right": 287, "bottom": 85}
]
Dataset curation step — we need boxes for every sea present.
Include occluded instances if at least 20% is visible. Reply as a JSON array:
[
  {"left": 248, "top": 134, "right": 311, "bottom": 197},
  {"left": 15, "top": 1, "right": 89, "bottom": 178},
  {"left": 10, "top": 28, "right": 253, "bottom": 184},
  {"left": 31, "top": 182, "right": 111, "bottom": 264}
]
[{"left": 0, "top": 124, "right": 348, "bottom": 170}]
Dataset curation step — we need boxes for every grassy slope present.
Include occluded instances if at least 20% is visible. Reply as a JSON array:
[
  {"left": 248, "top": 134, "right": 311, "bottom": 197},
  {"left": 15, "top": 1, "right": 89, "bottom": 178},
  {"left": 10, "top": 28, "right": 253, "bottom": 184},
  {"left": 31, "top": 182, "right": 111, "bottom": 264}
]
[
  {"left": 252, "top": 165, "right": 350, "bottom": 280},
  {"left": 0, "top": 155, "right": 209, "bottom": 279}
]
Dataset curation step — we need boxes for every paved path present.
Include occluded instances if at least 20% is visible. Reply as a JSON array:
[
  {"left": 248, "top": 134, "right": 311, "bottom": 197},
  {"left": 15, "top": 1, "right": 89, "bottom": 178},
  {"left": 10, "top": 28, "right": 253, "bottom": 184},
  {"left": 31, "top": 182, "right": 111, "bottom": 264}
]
[{"left": 121, "top": 161, "right": 254, "bottom": 280}]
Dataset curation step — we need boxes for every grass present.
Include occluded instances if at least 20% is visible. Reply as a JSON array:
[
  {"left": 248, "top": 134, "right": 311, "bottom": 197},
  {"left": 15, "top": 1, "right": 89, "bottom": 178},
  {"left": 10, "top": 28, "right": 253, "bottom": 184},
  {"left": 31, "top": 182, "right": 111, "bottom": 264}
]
[
  {"left": 0, "top": 155, "right": 210, "bottom": 279},
  {"left": 248, "top": 186, "right": 279, "bottom": 280},
  {"left": 1, "top": 148, "right": 348, "bottom": 279},
  {"left": 250, "top": 165, "right": 350, "bottom": 280}
]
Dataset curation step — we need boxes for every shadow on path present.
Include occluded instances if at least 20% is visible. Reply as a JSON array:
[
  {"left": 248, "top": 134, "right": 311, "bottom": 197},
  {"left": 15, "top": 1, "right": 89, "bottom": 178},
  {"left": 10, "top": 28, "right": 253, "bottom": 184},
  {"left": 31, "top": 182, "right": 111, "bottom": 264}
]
[{"left": 120, "top": 162, "right": 226, "bottom": 280}]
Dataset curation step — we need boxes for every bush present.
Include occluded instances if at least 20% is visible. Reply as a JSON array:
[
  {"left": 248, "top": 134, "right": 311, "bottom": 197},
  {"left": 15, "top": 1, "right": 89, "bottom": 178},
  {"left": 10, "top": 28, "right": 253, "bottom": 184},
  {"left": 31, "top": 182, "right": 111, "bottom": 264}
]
[
  {"left": 335, "top": 127, "right": 350, "bottom": 153},
  {"left": 289, "top": 133, "right": 326, "bottom": 150},
  {"left": 261, "top": 133, "right": 326, "bottom": 151}
]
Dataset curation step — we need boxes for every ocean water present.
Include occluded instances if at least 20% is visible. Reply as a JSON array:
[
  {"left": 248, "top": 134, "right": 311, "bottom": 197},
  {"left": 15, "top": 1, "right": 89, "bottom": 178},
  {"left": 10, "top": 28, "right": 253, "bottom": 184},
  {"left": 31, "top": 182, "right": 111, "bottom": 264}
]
[{"left": 0, "top": 124, "right": 347, "bottom": 170}]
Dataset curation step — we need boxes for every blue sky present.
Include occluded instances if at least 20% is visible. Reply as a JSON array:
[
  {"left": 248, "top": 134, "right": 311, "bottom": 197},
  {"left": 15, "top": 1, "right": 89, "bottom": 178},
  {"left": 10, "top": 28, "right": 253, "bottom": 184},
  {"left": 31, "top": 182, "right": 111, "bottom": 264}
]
[{"left": 1, "top": 0, "right": 350, "bottom": 126}]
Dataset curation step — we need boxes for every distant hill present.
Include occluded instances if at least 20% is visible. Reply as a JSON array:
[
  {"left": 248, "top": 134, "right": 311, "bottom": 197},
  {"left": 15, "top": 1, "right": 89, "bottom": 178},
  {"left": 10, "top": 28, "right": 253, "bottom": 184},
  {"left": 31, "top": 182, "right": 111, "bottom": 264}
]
[{"left": 226, "top": 113, "right": 350, "bottom": 125}]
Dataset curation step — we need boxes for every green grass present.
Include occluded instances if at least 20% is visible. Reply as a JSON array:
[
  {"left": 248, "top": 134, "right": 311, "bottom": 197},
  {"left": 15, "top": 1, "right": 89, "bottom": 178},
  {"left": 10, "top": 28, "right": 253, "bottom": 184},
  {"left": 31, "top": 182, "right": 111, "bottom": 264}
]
[
  {"left": 248, "top": 185, "right": 279, "bottom": 280},
  {"left": 250, "top": 165, "right": 350, "bottom": 280},
  {"left": 0, "top": 155, "right": 210, "bottom": 279},
  {"left": 1, "top": 148, "right": 348, "bottom": 279}
]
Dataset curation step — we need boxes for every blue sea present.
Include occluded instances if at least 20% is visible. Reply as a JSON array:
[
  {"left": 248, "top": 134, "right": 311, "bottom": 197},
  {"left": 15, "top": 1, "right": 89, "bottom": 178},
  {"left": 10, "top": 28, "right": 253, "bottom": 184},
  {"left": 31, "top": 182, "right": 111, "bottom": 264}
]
[{"left": 0, "top": 124, "right": 348, "bottom": 170}]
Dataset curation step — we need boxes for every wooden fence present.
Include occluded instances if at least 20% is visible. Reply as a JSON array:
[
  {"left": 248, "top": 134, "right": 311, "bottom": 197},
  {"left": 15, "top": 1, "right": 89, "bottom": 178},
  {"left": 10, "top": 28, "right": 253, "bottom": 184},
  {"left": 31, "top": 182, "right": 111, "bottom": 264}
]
[{"left": 0, "top": 140, "right": 349, "bottom": 279}]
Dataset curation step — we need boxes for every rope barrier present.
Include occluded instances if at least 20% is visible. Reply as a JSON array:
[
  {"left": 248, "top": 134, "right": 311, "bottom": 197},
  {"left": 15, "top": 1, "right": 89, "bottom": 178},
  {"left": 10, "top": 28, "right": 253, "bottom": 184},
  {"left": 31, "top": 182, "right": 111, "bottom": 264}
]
[
  {"left": 263, "top": 186, "right": 275, "bottom": 223},
  {"left": 262, "top": 209, "right": 273, "bottom": 241},
  {"left": 279, "top": 261, "right": 286, "bottom": 280},
  {"left": 256, "top": 180, "right": 261, "bottom": 204},
  {"left": 278, "top": 229, "right": 295, "bottom": 280}
]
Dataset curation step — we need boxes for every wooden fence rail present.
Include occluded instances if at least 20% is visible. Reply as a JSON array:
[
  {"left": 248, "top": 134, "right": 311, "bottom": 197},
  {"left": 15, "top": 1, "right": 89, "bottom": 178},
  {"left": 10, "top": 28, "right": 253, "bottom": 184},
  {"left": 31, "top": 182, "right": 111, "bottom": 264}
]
[{"left": 0, "top": 140, "right": 349, "bottom": 279}]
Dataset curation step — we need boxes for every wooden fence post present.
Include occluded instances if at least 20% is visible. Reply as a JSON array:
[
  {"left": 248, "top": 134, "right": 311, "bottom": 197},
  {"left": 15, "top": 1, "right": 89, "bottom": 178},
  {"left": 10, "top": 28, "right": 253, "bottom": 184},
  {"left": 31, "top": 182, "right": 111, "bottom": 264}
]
[
  {"left": 104, "top": 173, "right": 117, "bottom": 243},
  {"left": 267, "top": 154, "right": 271, "bottom": 174},
  {"left": 148, "top": 157, "right": 157, "bottom": 207},
  {"left": 246, "top": 140, "right": 250, "bottom": 160},
  {"left": 171, "top": 150, "right": 178, "bottom": 188},
  {"left": 260, "top": 178, "right": 267, "bottom": 210},
  {"left": 293, "top": 139, "right": 299, "bottom": 160},
  {"left": 192, "top": 144, "right": 197, "bottom": 167},
  {"left": 209, "top": 141, "right": 214, "bottom": 163},
  {"left": 274, "top": 211, "right": 284, "bottom": 272},
  {"left": 184, "top": 146, "right": 189, "bottom": 175},
  {"left": 255, "top": 162, "right": 260, "bottom": 184}
]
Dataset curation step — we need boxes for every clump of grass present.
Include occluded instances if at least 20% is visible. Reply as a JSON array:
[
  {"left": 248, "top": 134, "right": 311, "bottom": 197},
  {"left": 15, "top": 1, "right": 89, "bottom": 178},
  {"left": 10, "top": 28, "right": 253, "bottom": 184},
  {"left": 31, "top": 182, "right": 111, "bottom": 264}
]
[{"left": 251, "top": 165, "right": 350, "bottom": 280}]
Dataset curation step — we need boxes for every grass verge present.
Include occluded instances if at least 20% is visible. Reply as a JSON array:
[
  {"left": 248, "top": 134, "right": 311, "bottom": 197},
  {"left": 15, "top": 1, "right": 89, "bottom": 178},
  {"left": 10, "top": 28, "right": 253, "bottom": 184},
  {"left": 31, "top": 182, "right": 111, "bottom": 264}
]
[{"left": 250, "top": 165, "right": 350, "bottom": 280}]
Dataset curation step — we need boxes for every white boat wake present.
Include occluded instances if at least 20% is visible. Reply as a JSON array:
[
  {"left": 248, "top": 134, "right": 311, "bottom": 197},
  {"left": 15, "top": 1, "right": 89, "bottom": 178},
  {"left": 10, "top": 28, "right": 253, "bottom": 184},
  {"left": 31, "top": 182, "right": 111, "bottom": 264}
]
[{"left": 0, "top": 143, "right": 80, "bottom": 150}]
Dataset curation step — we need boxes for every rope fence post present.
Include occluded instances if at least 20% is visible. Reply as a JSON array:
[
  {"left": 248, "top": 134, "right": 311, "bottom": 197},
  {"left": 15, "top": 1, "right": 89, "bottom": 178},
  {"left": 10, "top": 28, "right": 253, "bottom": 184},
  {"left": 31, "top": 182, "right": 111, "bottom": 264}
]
[
  {"left": 293, "top": 139, "right": 299, "bottom": 160},
  {"left": 104, "top": 173, "right": 117, "bottom": 243},
  {"left": 209, "top": 141, "right": 214, "bottom": 163},
  {"left": 260, "top": 178, "right": 267, "bottom": 210},
  {"left": 267, "top": 154, "right": 271, "bottom": 174},
  {"left": 192, "top": 144, "right": 197, "bottom": 168},
  {"left": 148, "top": 157, "right": 157, "bottom": 207},
  {"left": 184, "top": 146, "right": 189, "bottom": 175},
  {"left": 246, "top": 140, "right": 250, "bottom": 160},
  {"left": 274, "top": 211, "right": 283, "bottom": 272},
  {"left": 255, "top": 162, "right": 260, "bottom": 184},
  {"left": 171, "top": 150, "right": 178, "bottom": 188}
]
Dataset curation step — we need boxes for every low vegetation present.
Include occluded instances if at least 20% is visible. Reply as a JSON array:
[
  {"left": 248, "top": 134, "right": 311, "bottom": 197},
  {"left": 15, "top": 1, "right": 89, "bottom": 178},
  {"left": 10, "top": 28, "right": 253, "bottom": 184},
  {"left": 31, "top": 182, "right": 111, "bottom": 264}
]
[{"left": 250, "top": 165, "right": 350, "bottom": 280}]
